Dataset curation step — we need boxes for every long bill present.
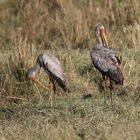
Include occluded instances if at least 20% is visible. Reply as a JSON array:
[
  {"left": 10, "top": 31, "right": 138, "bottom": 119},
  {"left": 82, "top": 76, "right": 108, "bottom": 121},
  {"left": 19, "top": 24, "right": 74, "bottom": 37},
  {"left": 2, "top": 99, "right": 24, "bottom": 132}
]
[
  {"left": 31, "top": 78, "right": 50, "bottom": 91},
  {"left": 101, "top": 32, "right": 108, "bottom": 47}
]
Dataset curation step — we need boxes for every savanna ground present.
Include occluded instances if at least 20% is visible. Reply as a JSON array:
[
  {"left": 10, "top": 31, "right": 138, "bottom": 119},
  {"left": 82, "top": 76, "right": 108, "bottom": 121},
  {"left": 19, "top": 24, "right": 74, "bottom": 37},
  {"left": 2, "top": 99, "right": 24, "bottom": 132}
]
[{"left": 0, "top": 0, "right": 140, "bottom": 139}]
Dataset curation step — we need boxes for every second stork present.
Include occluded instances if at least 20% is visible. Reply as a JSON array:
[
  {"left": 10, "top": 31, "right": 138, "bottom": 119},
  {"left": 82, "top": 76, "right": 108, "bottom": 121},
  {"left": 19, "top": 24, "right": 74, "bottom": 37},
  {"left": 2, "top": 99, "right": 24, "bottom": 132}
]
[
  {"left": 27, "top": 52, "right": 67, "bottom": 106},
  {"left": 90, "top": 24, "right": 124, "bottom": 103}
]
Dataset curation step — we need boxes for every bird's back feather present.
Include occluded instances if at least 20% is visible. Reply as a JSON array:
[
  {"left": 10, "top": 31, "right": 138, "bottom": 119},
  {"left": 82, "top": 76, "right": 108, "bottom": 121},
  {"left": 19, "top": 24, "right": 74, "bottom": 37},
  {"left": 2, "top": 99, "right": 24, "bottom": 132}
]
[
  {"left": 90, "top": 45, "right": 124, "bottom": 85},
  {"left": 40, "top": 53, "right": 67, "bottom": 90}
]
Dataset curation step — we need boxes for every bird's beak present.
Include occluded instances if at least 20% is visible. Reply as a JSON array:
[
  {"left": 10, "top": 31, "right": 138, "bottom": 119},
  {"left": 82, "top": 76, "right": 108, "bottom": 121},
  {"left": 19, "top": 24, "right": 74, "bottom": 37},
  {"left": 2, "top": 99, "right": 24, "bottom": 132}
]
[
  {"left": 30, "top": 77, "right": 49, "bottom": 91},
  {"left": 101, "top": 32, "right": 108, "bottom": 47}
]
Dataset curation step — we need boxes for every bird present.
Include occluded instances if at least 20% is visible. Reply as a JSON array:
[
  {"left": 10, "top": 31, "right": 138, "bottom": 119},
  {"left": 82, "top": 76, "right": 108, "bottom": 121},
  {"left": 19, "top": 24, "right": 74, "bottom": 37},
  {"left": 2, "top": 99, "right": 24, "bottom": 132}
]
[
  {"left": 90, "top": 24, "right": 124, "bottom": 104},
  {"left": 27, "top": 52, "right": 67, "bottom": 106}
]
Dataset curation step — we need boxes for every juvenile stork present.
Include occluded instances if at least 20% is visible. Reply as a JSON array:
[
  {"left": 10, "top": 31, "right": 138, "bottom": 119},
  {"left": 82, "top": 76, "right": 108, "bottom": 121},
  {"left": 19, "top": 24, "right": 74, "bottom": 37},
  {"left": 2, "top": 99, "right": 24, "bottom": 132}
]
[
  {"left": 90, "top": 24, "right": 124, "bottom": 103},
  {"left": 27, "top": 52, "right": 67, "bottom": 105}
]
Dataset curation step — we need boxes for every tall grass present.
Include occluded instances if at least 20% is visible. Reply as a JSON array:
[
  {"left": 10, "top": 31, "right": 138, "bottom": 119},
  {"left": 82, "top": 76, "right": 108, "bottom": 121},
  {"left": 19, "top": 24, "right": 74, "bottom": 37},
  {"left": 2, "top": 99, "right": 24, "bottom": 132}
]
[{"left": 0, "top": 0, "right": 139, "bottom": 49}]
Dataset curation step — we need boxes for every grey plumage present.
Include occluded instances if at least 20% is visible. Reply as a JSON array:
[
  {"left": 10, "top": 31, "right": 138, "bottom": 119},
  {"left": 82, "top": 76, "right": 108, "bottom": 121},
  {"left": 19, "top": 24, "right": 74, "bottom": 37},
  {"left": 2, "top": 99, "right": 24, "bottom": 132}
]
[
  {"left": 90, "top": 44, "right": 124, "bottom": 85},
  {"left": 27, "top": 52, "right": 67, "bottom": 91},
  {"left": 90, "top": 24, "right": 124, "bottom": 104},
  {"left": 39, "top": 53, "right": 67, "bottom": 90},
  {"left": 90, "top": 25, "right": 124, "bottom": 85}
]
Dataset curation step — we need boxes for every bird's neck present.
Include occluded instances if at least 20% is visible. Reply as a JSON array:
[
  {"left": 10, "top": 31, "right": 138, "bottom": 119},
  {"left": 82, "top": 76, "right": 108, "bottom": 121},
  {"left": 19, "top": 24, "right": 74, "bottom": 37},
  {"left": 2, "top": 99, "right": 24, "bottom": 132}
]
[
  {"left": 27, "top": 62, "right": 41, "bottom": 78},
  {"left": 96, "top": 36, "right": 106, "bottom": 47},
  {"left": 33, "top": 62, "right": 41, "bottom": 72}
]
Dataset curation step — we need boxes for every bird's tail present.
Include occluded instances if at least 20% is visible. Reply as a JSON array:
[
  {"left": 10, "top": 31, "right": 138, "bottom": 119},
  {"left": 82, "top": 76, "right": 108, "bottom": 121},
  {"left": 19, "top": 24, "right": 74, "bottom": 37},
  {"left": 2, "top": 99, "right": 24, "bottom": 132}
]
[{"left": 115, "top": 67, "right": 124, "bottom": 85}]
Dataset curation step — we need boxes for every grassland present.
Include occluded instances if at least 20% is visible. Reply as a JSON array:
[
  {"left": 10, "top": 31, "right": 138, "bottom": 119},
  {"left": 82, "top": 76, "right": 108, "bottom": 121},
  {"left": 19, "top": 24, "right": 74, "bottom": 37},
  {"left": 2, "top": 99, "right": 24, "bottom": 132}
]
[{"left": 0, "top": 0, "right": 140, "bottom": 140}]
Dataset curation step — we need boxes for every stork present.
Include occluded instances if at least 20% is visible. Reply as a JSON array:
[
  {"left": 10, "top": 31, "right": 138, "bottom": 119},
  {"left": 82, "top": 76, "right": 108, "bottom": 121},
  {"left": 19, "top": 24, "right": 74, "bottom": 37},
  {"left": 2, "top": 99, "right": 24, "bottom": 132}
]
[
  {"left": 90, "top": 24, "right": 124, "bottom": 104},
  {"left": 27, "top": 52, "right": 67, "bottom": 106}
]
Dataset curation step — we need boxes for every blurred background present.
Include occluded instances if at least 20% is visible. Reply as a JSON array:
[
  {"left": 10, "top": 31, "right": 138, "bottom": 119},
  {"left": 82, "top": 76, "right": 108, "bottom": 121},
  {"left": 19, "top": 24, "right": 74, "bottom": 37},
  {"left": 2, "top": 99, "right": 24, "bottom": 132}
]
[{"left": 0, "top": 0, "right": 139, "bottom": 49}]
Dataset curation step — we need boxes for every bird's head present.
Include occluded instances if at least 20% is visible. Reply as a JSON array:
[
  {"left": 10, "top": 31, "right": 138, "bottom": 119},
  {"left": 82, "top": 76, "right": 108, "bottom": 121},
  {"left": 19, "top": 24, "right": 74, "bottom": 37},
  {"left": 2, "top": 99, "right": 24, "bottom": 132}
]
[
  {"left": 26, "top": 54, "right": 43, "bottom": 80},
  {"left": 94, "top": 24, "right": 108, "bottom": 47}
]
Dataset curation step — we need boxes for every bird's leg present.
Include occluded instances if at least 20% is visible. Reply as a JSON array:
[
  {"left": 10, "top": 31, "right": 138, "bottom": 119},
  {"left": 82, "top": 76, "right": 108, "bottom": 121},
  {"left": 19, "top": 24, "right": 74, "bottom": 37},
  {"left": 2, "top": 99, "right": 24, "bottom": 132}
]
[
  {"left": 110, "top": 79, "right": 113, "bottom": 106},
  {"left": 52, "top": 79, "right": 56, "bottom": 104},
  {"left": 48, "top": 76, "right": 54, "bottom": 107},
  {"left": 50, "top": 82, "right": 53, "bottom": 107},
  {"left": 47, "top": 77, "right": 51, "bottom": 95},
  {"left": 102, "top": 74, "right": 107, "bottom": 104},
  {"left": 48, "top": 76, "right": 51, "bottom": 103}
]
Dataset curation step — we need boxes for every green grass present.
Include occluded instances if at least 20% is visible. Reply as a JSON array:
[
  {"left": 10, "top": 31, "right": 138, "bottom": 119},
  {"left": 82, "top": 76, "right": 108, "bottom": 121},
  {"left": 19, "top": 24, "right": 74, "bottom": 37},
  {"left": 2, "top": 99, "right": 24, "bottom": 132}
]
[
  {"left": 0, "top": 93, "right": 140, "bottom": 140},
  {"left": 0, "top": 43, "right": 140, "bottom": 140}
]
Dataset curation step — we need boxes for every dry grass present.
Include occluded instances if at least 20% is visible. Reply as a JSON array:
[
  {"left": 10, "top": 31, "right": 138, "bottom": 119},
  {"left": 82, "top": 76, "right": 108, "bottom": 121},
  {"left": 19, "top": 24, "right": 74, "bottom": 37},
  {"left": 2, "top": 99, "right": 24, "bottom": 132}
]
[{"left": 0, "top": 0, "right": 140, "bottom": 140}]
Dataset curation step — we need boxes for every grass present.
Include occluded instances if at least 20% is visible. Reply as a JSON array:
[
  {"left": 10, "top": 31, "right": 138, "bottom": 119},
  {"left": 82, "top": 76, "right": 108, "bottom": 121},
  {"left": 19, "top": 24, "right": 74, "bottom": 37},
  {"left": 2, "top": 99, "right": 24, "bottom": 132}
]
[
  {"left": 0, "top": 41, "right": 140, "bottom": 140},
  {"left": 0, "top": 0, "right": 140, "bottom": 140}
]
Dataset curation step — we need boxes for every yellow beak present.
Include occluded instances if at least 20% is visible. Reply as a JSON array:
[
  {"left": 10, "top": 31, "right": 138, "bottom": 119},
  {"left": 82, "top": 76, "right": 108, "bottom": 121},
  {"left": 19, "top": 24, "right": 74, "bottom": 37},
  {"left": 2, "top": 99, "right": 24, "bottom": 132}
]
[
  {"left": 101, "top": 32, "right": 108, "bottom": 47},
  {"left": 30, "top": 77, "right": 50, "bottom": 91}
]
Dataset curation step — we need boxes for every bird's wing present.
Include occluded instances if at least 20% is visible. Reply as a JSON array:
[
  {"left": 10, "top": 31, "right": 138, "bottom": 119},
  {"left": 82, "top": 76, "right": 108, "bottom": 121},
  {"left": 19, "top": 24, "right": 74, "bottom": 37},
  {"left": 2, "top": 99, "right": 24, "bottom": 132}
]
[
  {"left": 91, "top": 49, "right": 123, "bottom": 84},
  {"left": 42, "top": 53, "right": 67, "bottom": 90},
  {"left": 100, "top": 45, "right": 121, "bottom": 64},
  {"left": 45, "top": 53, "right": 61, "bottom": 65},
  {"left": 91, "top": 50, "right": 111, "bottom": 72}
]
